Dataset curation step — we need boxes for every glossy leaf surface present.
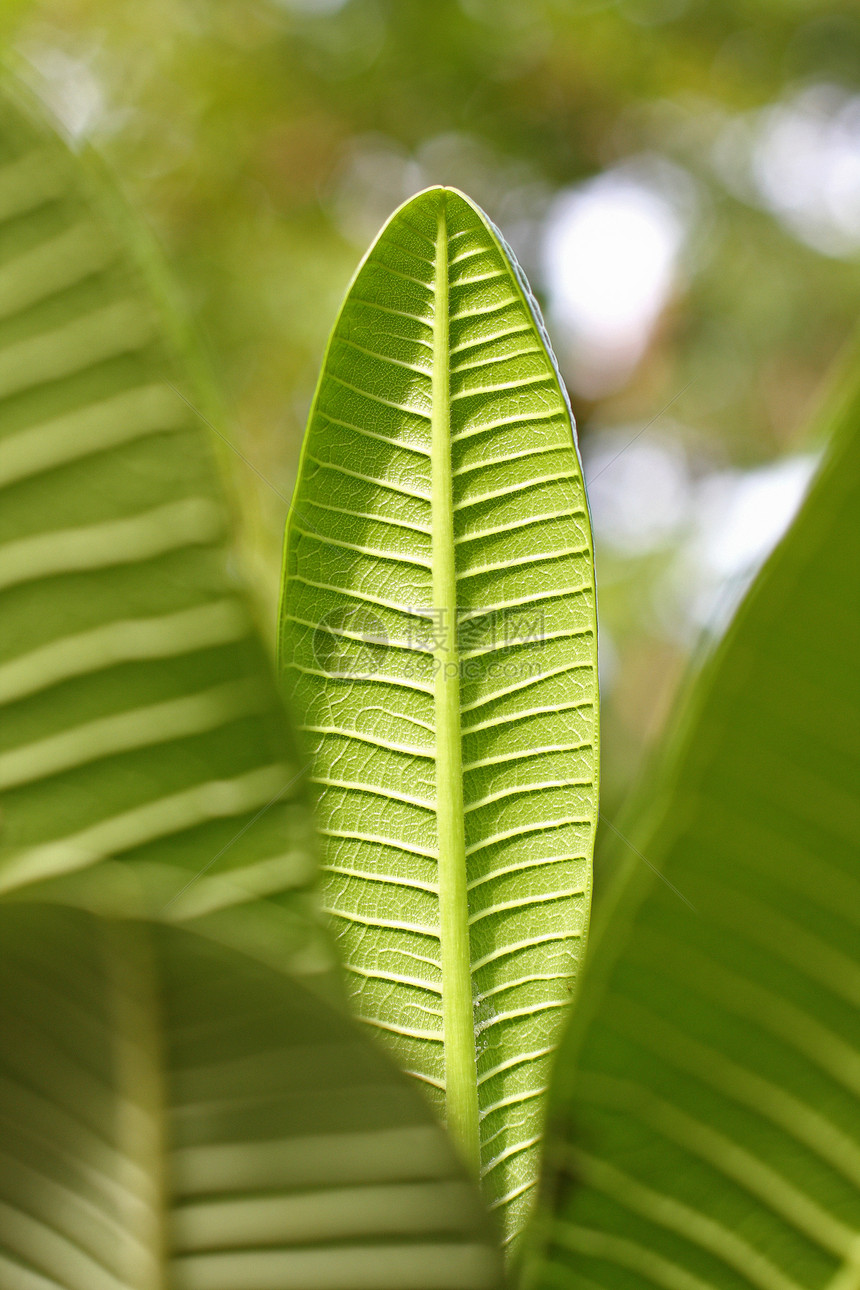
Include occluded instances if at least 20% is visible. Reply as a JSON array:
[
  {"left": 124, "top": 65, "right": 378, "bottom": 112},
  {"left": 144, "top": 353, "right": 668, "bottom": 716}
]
[
  {"left": 0, "top": 91, "right": 322, "bottom": 974},
  {"left": 0, "top": 903, "right": 503, "bottom": 1290},
  {"left": 523, "top": 365, "right": 860, "bottom": 1285},
  {"left": 279, "top": 187, "right": 599, "bottom": 1246}
]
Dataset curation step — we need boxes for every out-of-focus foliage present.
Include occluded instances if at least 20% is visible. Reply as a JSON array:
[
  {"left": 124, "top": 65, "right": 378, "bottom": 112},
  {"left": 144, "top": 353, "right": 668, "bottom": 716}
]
[
  {"left": 6, "top": 0, "right": 860, "bottom": 826},
  {"left": 521, "top": 326, "right": 860, "bottom": 1289},
  {"left": 0, "top": 86, "right": 327, "bottom": 979},
  {"left": 0, "top": 903, "right": 503, "bottom": 1289}
]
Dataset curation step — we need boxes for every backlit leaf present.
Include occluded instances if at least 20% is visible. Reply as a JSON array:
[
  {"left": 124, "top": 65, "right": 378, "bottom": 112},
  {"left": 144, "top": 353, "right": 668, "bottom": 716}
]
[{"left": 278, "top": 186, "right": 599, "bottom": 1248}]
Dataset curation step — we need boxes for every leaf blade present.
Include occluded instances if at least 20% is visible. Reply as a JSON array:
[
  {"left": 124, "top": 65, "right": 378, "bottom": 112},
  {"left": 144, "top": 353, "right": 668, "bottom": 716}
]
[
  {"left": 0, "top": 903, "right": 503, "bottom": 1290},
  {"left": 279, "top": 186, "right": 599, "bottom": 1246},
  {"left": 523, "top": 354, "right": 860, "bottom": 1286},
  {"left": 0, "top": 87, "right": 322, "bottom": 977}
]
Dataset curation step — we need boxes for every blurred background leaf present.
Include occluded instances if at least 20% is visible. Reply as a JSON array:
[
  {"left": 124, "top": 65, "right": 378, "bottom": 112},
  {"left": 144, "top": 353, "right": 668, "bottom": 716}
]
[
  {"left": 519, "top": 326, "right": 860, "bottom": 1290},
  {"left": 4, "top": 0, "right": 859, "bottom": 875},
  {"left": 0, "top": 903, "right": 503, "bottom": 1289},
  {"left": 0, "top": 85, "right": 328, "bottom": 981}
]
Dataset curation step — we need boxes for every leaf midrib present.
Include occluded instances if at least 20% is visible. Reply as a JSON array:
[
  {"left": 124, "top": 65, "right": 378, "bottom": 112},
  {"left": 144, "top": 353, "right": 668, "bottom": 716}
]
[
  {"left": 431, "top": 193, "right": 480, "bottom": 1173},
  {"left": 106, "top": 922, "right": 168, "bottom": 1290}
]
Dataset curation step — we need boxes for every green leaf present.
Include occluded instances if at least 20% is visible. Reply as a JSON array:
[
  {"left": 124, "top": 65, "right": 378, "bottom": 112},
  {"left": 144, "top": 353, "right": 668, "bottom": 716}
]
[
  {"left": 0, "top": 88, "right": 323, "bottom": 975},
  {"left": 522, "top": 362, "right": 860, "bottom": 1285},
  {"left": 0, "top": 902, "right": 503, "bottom": 1290},
  {"left": 278, "top": 186, "right": 599, "bottom": 1247}
]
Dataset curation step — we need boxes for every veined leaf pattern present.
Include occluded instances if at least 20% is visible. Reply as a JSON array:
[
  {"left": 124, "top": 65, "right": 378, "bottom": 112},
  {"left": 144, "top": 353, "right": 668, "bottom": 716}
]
[
  {"left": 0, "top": 904, "right": 502, "bottom": 1290},
  {"left": 0, "top": 91, "right": 323, "bottom": 977},
  {"left": 279, "top": 186, "right": 599, "bottom": 1247}
]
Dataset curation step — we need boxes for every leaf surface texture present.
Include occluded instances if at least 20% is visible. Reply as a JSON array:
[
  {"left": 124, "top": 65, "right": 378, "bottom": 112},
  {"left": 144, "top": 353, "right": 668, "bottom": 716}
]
[{"left": 279, "top": 186, "right": 599, "bottom": 1245}]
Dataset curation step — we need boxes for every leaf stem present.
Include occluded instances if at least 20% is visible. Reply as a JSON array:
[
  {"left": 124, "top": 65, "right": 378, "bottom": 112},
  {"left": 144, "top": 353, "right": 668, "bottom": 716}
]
[{"left": 431, "top": 193, "right": 480, "bottom": 1175}]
